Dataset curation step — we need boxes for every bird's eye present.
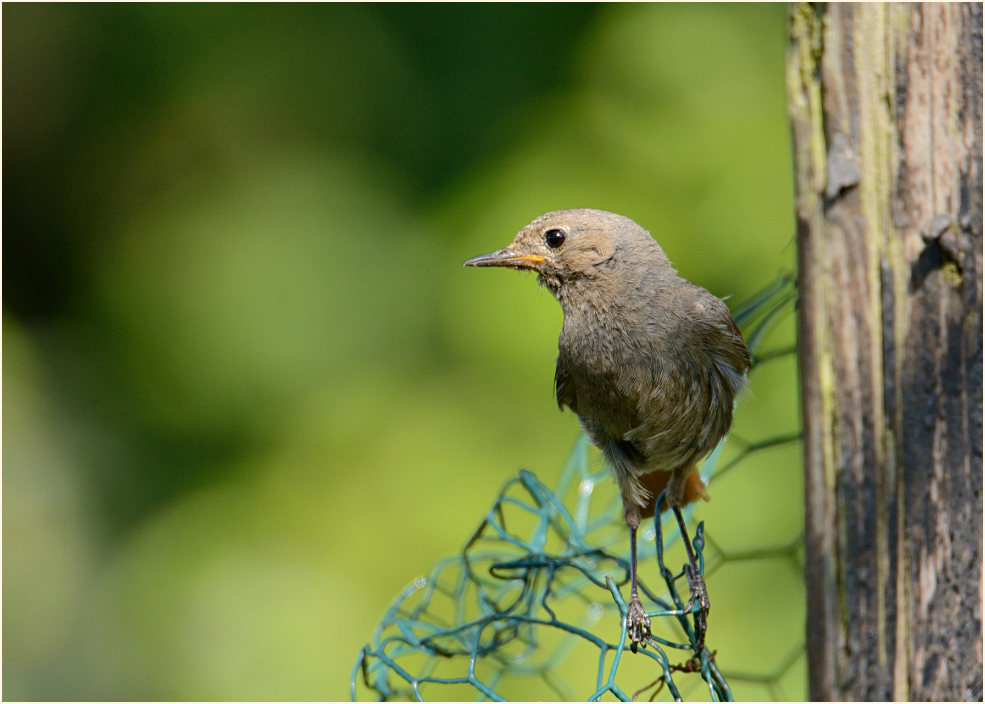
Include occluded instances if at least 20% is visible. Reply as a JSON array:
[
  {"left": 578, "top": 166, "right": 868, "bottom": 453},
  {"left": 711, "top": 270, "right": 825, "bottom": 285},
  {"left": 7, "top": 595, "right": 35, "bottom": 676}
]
[{"left": 544, "top": 228, "right": 566, "bottom": 248}]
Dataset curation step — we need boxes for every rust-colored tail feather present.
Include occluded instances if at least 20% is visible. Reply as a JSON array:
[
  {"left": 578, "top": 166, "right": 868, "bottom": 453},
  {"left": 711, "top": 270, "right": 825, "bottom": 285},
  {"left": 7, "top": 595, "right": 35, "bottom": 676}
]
[{"left": 638, "top": 465, "right": 709, "bottom": 519}]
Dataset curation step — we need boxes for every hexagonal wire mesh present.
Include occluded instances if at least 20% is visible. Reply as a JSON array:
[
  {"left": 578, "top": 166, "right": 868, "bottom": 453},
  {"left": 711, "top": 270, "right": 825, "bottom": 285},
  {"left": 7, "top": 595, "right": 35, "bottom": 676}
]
[{"left": 352, "top": 275, "right": 802, "bottom": 702}]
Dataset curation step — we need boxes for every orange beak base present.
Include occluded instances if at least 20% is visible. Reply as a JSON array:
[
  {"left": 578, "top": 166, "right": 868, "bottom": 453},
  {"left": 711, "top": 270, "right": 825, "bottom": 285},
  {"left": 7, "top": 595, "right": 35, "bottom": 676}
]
[{"left": 464, "top": 248, "right": 546, "bottom": 269}]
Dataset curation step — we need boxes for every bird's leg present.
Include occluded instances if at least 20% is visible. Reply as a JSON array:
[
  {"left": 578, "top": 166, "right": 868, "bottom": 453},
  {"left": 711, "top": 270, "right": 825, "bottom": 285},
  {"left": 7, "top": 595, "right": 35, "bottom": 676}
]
[
  {"left": 672, "top": 504, "right": 709, "bottom": 652},
  {"left": 624, "top": 511, "right": 651, "bottom": 652}
]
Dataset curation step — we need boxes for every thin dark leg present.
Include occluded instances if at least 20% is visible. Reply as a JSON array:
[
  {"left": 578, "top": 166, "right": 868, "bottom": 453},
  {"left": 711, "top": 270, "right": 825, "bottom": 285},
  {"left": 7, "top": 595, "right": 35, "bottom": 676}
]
[
  {"left": 672, "top": 504, "right": 709, "bottom": 652},
  {"left": 630, "top": 524, "right": 640, "bottom": 599},
  {"left": 626, "top": 523, "right": 651, "bottom": 652}
]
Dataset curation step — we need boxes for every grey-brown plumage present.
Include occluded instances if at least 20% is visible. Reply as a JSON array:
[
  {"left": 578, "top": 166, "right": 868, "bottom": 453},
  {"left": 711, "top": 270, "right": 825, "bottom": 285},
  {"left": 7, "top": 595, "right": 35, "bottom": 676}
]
[{"left": 465, "top": 208, "right": 750, "bottom": 653}]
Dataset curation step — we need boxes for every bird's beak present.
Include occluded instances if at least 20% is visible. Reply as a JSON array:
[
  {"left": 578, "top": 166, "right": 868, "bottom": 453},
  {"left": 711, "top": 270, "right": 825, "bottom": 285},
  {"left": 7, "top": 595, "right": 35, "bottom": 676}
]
[{"left": 463, "top": 248, "right": 546, "bottom": 270}]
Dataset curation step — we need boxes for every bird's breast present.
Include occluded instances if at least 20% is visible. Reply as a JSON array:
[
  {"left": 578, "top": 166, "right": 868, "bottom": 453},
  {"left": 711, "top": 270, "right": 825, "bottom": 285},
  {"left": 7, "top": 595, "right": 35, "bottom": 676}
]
[
  {"left": 557, "top": 319, "right": 661, "bottom": 433},
  {"left": 556, "top": 306, "right": 732, "bottom": 474}
]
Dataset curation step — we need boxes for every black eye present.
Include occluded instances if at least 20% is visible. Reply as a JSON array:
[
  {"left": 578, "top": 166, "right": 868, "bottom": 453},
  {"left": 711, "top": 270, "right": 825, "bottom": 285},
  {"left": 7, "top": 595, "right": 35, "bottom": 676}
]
[{"left": 544, "top": 228, "right": 566, "bottom": 248}]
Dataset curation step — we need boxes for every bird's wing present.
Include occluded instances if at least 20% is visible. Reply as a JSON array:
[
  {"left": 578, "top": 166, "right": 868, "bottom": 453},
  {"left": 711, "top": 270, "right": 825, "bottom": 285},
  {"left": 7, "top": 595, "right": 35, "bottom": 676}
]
[
  {"left": 689, "top": 285, "right": 751, "bottom": 374},
  {"left": 723, "top": 312, "right": 751, "bottom": 373},
  {"left": 554, "top": 357, "right": 576, "bottom": 412}
]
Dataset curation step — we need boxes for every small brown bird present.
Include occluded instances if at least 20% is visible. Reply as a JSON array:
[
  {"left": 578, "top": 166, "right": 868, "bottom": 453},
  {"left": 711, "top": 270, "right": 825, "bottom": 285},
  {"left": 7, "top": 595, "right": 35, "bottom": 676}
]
[{"left": 465, "top": 209, "right": 749, "bottom": 653}]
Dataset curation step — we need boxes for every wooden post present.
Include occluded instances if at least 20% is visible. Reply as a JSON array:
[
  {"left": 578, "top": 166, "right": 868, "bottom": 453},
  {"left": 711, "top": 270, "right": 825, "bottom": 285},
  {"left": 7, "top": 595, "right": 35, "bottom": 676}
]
[{"left": 788, "top": 3, "right": 982, "bottom": 700}]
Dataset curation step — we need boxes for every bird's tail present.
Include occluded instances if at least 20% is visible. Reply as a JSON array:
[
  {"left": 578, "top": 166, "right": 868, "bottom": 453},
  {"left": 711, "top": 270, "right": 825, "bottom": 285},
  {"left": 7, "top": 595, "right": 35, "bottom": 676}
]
[{"left": 637, "top": 465, "right": 708, "bottom": 519}]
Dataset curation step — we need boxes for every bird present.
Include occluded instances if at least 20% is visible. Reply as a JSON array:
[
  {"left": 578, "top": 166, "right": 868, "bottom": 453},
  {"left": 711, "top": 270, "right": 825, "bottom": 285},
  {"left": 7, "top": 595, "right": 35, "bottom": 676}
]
[{"left": 464, "top": 208, "right": 750, "bottom": 653}]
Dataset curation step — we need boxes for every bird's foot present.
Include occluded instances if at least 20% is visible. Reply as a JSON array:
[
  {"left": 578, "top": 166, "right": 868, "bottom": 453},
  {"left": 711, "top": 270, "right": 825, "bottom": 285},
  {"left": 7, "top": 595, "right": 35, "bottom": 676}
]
[
  {"left": 683, "top": 563, "right": 710, "bottom": 652},
  {"left": 626, "top": 594, "right": 651, "bottom": 653}
]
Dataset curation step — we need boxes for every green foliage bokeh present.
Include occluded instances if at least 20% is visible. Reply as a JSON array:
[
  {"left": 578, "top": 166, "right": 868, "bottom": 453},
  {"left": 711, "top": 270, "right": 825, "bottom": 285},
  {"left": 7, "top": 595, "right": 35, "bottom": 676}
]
[{"left": 3, "top": 4, "right": 799, "bottom": 700}]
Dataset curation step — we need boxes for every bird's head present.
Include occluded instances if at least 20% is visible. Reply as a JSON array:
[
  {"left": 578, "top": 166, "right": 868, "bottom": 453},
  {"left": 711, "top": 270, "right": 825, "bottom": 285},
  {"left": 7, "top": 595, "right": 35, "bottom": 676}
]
[{"left": 464, "top": 209, "right": 668, "bottom": 294}]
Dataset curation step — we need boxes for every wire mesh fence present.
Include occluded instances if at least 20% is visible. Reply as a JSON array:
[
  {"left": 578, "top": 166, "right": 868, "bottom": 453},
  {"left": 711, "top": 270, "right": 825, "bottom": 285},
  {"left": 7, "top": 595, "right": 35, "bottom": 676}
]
[{"left": 353, "top": 275, "right": 802, "bottom": 702}]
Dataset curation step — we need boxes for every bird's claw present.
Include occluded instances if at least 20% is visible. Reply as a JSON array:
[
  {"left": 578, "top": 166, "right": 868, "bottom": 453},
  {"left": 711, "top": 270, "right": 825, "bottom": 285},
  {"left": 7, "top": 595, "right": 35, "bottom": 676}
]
[
  {"left": 626, "top": 595, "right": 651, "bottom": 653},
  {"left": 683, "top": 563, "right": 710, "bottom": 651}
]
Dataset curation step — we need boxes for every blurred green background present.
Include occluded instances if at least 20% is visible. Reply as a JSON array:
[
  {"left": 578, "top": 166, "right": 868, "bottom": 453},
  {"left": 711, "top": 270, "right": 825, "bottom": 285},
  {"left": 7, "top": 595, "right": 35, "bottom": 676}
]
[{"left": 4, "top": 3, "right": 800, "bottom": 701}]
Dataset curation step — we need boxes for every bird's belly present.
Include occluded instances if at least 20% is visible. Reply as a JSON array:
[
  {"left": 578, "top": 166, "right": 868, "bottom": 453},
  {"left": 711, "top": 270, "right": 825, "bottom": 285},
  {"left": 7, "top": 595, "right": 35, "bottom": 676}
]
[{"left": 570, "top": 365, "right": 719, "bottom": 476}]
